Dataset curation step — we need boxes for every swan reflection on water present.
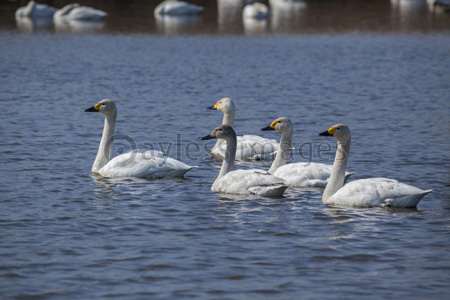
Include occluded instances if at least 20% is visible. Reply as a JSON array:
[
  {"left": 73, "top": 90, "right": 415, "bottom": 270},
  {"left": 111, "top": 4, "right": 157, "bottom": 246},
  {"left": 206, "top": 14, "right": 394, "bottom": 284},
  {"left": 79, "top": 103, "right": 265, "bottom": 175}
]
[
  {"left": 155, "top": 14, "right": 202, "bottom": 35},
  {"left": 15, "top": 16, "right": 53, "bottom": 32},
  {"left": 54, "top": 18, "right": 105, "bottom": 33}
]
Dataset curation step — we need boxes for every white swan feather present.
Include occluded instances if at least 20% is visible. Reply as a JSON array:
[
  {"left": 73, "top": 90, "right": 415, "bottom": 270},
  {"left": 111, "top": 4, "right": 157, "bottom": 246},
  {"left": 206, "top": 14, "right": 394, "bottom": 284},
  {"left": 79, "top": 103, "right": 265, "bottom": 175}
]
[
  {"left": 329, "top": 178, "right": 432, "bottom": 208},
  {"left": 212, "top": 169, "right": 287, "bottom": 197},
  {"left": 98, "top": 150, "right": 194, "bottom": 178}
]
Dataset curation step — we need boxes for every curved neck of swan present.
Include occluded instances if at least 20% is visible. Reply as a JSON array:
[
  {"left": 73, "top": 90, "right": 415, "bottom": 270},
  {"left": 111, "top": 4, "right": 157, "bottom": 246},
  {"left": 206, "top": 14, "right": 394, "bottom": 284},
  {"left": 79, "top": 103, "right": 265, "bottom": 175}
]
[
  {"left": 214, "top": 134, "right": 237, "bottom": 185},
  {"left": 213, "top": 109, "right": 235, "bottom": 151},
  {"left": 323, "top": 138, "right": 351, "bottom": 202},
  {"left": 268, "top": 128, "right": 293, "bottom": 174},
  {"left": 92, "top": 112, "right": 116, "bottom": 173}
]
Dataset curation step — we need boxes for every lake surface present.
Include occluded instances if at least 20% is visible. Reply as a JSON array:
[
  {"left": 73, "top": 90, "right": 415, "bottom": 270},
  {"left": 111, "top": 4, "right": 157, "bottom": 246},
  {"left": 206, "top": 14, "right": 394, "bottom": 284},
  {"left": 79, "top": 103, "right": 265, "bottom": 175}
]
[{"left": 1, "top": 0, "right": 450, "bottom": 299}]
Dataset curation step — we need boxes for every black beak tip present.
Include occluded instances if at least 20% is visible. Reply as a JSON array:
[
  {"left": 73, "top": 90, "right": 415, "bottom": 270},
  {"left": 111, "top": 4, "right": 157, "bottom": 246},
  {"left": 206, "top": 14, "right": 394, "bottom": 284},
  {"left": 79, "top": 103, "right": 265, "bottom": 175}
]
[
  {"left": 319, "top": 130, "right": 332, "bottom": 136},
  {"left": 207, "top": 106, "right": 217, "bottom": 110},
  {"left": 261, "top": 125, "right": 274, "bottom": 131},
  {"left": 85, "top": 106, "right": 98, "bottom": 112},
  {"left": 201, "top": 135, "right": 214, "bottom": 140}
]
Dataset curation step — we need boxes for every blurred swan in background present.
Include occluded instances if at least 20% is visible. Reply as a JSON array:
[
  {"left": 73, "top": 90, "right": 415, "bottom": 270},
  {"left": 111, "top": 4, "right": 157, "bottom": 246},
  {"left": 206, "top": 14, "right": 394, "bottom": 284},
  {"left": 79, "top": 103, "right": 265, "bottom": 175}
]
[
  {"left": 261, "top": 117, "right": 353, "bottom": 188},
  {"left": 85, "top": 99, "right": 195, "bottom": 178},
  {"left": 207, "top": 98, "right": 279, "bottom": 161},
  {"left": 15, "top": 1, "right": 55, "bottom": 19},
  {"left": 154, "top": 0, "right": 203, "bottom": 16},
  {"left": 318, "top": 124, "right": 432, "bottom": 207},
  {"left": 54, "top": 3, "right": 107, "bottom": 21},
  {"left": 243, "top": 2, "right": 269, "bottom": 20},
  {"left": 202, "top": 125, "right": 287, "bottom": 197}
]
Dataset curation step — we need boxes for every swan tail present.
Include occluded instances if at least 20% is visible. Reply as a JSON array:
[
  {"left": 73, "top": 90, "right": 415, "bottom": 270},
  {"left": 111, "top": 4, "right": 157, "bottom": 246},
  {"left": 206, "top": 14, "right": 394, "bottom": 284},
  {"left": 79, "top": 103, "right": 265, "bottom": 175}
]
[{"left": 383, "top": 189, "right": 433, "bottom": 208}]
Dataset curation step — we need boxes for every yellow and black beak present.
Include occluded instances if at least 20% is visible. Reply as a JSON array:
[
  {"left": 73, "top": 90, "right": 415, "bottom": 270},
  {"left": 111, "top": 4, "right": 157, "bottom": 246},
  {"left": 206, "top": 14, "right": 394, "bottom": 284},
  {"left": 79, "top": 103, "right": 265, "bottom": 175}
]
[
  {"left": 207, "top": 101, "right": 220, "bottom": 110},
  {"left": 319, "top": 127, "right": 336, "bottom": 137},
  {"left": 201, "top": 133, "right": 216, "bottom": 140},
  {"left": 85, "top": 103, "right": 101, "bottom": 112},
  {"left": 261, "top": 125, "right": 274, "bottom": 131},
  {"left": 261, "top": 120, "right": 278, "bottom": 131}
]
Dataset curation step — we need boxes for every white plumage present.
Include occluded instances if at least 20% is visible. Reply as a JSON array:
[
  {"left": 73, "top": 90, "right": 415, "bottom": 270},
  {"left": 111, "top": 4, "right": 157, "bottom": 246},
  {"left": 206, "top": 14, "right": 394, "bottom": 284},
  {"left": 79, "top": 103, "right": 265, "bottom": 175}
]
[
  {"left": 208, "top": 98, "right": 279, "bottom": 161},
  {"left": 154, "top": 1, "right": 203, "bottom": 16},
  {"left": 329, "top": 178, "right": 432, "bottom": 208},
  {"left": 54, "top": 3, "right": 107, "bottom": 21},
  {"left": 85, "top": 99, "right": 195, "bottom": 179},
  {"left": 96, "top": 150, "right": 194, "bottom": 178},
  {"left": 202, "top": 125, "right": 287, "bottom": 197},
  {"left": 319, "top": 124, "right": 432, "bottom": 208},
  {"left": 212, "top": 169, "right": 287, "bottom": 197}
]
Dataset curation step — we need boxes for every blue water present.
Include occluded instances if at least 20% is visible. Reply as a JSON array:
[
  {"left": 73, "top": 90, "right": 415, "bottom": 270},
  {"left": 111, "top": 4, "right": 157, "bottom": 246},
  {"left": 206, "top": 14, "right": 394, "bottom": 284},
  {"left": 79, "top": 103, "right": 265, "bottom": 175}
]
[{"left": 1, "top": 2, "right": 450, "bottom": 299}]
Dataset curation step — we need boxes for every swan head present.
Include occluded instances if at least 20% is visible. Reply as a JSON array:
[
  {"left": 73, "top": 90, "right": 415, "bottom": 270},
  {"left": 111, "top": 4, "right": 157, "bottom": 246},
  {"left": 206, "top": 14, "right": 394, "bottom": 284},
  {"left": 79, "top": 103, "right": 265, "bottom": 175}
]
[
  {"left": 207, "top": 97, "right": 235, "bottom": 114},
  {"left": 202, "top": 124, "right": 236, "bottom": 141},
  {"left": 319, "top": 123, "right": 351, "bottom": 143},
  {"left": 85, "top": 99, "right": 117, "bottom": 116},
  {"left": 261, "top": 117, "right": 292, "bottom": 134}
]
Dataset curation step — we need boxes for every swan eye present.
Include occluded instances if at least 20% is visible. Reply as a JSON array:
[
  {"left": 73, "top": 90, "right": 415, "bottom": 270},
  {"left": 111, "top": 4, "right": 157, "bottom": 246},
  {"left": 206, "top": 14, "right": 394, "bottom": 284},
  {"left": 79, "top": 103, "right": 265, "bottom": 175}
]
[{"left": 102, "top": 103, "right": 106, "bottom": 106}]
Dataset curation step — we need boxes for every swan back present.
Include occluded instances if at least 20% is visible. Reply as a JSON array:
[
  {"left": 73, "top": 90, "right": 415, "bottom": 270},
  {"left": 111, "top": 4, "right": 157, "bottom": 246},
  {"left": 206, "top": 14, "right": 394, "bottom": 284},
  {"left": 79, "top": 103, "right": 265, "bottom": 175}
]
[
  {"left": 155, "top": 1, "right": 203, "bottom": 16},
  {"left": 54, "top": 4, "right": 107, "bottom": 21},
  {"left": 330, "top": 178, "right": 432, "bottom": 208}
]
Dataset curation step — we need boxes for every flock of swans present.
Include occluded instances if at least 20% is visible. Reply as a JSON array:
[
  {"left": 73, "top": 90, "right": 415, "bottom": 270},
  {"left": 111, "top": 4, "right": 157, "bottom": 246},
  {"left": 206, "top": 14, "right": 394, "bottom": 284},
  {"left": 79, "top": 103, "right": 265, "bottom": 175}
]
[{"left": 85, "top": 98, "right": 432, "bottom": 208}]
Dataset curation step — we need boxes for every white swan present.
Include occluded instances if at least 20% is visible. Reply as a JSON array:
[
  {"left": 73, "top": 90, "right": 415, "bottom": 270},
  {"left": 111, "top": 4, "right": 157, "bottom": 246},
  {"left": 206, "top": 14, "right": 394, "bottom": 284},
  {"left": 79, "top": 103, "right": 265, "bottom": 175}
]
[
  {"left": 85, "top": 99, "right": 195, "bottom": 178},
  {"left": 154, "top": 1, "right": 203, "bottom": 16},
  {"left": 243, "top": 2, "right": 269, "bottom": 20},
  {"left": 16, "top": 1, "right": 55, "bottom": 18},
  {"left": 318, "top": 124, "right": 432, "bottom": 208},
  {"left": 202, "top": 125, "right": 287, "bottom": 197},
  {"left": 54, "top": 3, "right": 106, "bottom": 21},
  {"left": 207, "top": 98, "right": 279, "bottom": 161},
  {"left": 261, "top": 117, "right": 353, "bottom": 188}
]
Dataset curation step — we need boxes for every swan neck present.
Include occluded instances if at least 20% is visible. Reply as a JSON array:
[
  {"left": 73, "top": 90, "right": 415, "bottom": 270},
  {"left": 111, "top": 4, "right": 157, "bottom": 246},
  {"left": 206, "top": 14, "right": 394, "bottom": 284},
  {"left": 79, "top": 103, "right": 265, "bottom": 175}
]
[
  {"left": 213, "top": 109, "right": 235, "bottom": 151},
  {"left": 323, "top": 138, "right": 351, "bottom": 202},
  {"left": 222, "top": 109, "right": 235, "bottom": 127},
  {"left": 92, "top": 112, "right": 116, "bottom": 173},
  {"left": 216, "top": 135, "right": 236, "bottom": 182},
  {"left": 268, "top": 129, "right": 292, "bottom": 174}
]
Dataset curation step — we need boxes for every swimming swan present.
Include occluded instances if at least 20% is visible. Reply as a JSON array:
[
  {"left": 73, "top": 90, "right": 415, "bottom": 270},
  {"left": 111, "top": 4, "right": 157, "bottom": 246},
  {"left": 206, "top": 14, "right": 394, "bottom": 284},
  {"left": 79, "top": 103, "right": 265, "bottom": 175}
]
[
  {"left": 207, "top": 98, "right": 279, "bottom": 161},
  {"left": 319, "top": 124, "right": 432, "bottom": 207},
  {"left": 16, "top": 1, "right": 56, "bottom": 18},
  {"left": 243, "top": 2, "right": 269, "bottom": 20},
  {"left": 85, "top": 99, "right": 195, "bottom": 178},
  {"left": 202, "top": 125, "right": 288, "bottom": 197},
  {"left": 261, "top": 117, "right": 353, "bottom": 188},
  {"left": 54, "top": 3, "right": 106, "bottom": 21},
  {"left": 154, "top": 1, "right": 203, "bottom": 16}
]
